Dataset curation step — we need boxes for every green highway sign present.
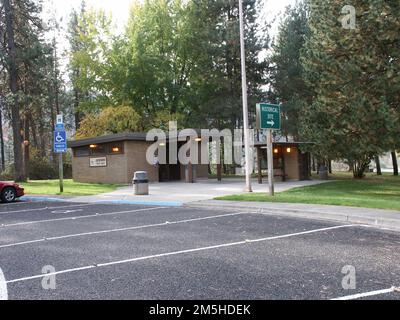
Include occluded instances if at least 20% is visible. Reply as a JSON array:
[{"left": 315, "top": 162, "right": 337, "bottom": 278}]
[{"left": 256, "top": 103, "right": 281, "bottom": 130}]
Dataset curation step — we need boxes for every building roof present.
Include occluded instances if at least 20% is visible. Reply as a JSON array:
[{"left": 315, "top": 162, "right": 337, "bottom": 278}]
[
  {"left": 68, "top": 133, "right": 149, "bottom": 148},
  {"left": 254, "top": 141, "right": 314, "bottom": 148},
  {"left": 68, "top": 131, "right": 203, "bottom": 148}
]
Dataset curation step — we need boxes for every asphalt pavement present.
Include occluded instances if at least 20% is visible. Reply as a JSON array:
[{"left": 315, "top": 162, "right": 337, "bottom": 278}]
[{"left": 0, "top": 200, "right": 399, "bottom": 300}]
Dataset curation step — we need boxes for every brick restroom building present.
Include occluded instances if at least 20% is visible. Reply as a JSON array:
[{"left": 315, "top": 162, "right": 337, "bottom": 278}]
[
  {"left": 68, "top": 133, "right": 312, "bottom": 185},
  {"left": 254, "top": 142, "right": 312, "bottom": 182},
  {"left": 67, "top": 132, "right": 209, "bottom": 184}
]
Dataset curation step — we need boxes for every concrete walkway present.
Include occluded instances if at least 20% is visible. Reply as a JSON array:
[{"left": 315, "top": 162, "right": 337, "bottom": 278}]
[
  {"left": 67, "top": 179, "right": 329, "bottom": 206},
  {"left": 187, "top": 200, "right": 400, "bottom": 232}
]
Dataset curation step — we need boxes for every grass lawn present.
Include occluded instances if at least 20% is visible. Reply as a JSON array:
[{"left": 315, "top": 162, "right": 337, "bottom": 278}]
[
  {"left": 215, "top": 173, "right": 400, "bottom": 211},
  {"left": 22, "top": 179, "right": 121, "bottom": 196}
]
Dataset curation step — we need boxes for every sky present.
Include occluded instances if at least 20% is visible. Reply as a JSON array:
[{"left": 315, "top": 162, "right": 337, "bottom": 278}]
[{"left": 43, "top": 0, "right": 296, "bottom": 35}]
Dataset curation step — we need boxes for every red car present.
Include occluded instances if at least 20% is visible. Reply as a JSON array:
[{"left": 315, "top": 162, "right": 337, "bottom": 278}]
[{"left": 0, "top": 182, "right": 25, "bottom": 203}]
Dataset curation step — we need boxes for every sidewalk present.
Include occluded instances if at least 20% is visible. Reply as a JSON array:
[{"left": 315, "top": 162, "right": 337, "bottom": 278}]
[
  {"left": 50, "top": 179, "right": 328, "bottom": 206},
  {"left": 186, "top": 200, "right": 400, "bottom": 232}
]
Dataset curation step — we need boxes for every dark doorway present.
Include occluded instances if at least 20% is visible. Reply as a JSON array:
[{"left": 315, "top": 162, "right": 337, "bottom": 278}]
[
  {"left": 159, "top": 143, "right": 182, "bottom": 182},
  {"left": 299, "top": 151, "right": 311, "bottom": 181},
  {"left": 159, "top": 164, "right": 181, "bottom": 182}
]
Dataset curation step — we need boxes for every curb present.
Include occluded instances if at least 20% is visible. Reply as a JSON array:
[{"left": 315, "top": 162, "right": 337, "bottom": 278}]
[
  {"left": 94, "top": 200, "right": 183, "bottom": 207},
  {"left": 21, "top": 196, "right": 183, "bottom": 207},
  {"left": 186, "top": 202, "right": 400, "bottom": 232},
  {"left": 21, "top": 196, "right": 72, "bottom": 203}
]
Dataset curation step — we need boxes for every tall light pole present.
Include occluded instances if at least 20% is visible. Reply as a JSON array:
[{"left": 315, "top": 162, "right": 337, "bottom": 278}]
[{"left": 239, "top": 0, "right": 252, "bottom": 192}]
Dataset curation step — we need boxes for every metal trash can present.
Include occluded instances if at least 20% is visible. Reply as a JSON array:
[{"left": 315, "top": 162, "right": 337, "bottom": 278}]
[{"left": 133, "top": 171, "right": 149, "bottom": 195}]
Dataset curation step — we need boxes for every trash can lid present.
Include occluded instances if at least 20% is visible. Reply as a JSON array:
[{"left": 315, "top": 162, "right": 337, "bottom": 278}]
[{"left": 133, "top": 171, "right": 148, "bottom": 180}]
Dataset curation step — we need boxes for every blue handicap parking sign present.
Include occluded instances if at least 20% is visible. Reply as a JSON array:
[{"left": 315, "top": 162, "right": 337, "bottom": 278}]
[
  {"left": 54, "top": 131, "right": 67, "bottom": 153},
  {"left": 55, "top": 123, "right": 65, "bottom": 131}
]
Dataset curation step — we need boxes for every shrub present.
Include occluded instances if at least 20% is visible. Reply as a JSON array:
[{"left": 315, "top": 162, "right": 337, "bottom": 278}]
[{"left": 28, "top": 150, "right": 58, "bottom": 180}]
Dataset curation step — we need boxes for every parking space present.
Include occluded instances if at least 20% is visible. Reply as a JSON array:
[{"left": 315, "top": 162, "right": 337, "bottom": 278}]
[{"left": 0, "top": 201, "right": 399, "bottom": 300}]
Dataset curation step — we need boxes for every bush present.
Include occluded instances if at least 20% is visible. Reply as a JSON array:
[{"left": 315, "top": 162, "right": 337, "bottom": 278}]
[
  {"left": 0, "top": 164, "right": 15, "bottom": 181},
  {"left": 0, "top": 149, "right": 73, "bottom": 181},
  {"left": 28, "top": 148, "right": 73, "bottom": 180},
  {"left": 28, "top": 153, "right": 58, "bottom": 180}
]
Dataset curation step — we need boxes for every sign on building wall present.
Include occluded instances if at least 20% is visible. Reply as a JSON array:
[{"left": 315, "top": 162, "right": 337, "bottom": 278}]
[{"left": 90, "top": 157, "right": 107, "bottom": 168}]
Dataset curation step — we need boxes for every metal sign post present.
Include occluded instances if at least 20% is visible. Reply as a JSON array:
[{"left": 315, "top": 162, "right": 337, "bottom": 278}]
[
  {"left": 239, "top": 0, "right": 252, "bottom": 193},
  {"left": 59, "top": 153, "right": 64, "bottom": 194},
  {"left": 256, "top": 103, "right": 281, "bottom": 197},
  {"left": 267, "top": 129, "right": 274, "bottom": 196},
  {"left": 54, "top": 115, "right": 67, "bottom": 194}
]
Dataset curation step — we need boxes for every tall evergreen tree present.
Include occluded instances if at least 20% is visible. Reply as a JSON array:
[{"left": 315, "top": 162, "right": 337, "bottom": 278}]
[
  {"left": 1, "top": 0, "right": 47, "bottom": 181},
  {"left": 270, "top": 1, "right": 311, "bottom": 140},
  {"left": 300, "top": 0, "right": 400, "bottom": 178}
]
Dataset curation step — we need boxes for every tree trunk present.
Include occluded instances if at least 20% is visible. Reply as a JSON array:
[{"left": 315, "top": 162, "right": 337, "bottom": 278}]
[
  {"left": 392, "top": 151, "right": 399, "bottom": 176},
  {"left": 328, "top": 159, "right": 332, "bottom": 174},
  {"left": 0, "top": 102, "right": 6, "bottom": 172},
  {"left": 312, "top": 156, "right": 316, "bottom": 172},
  {"left": 30, "top": 113, "right": 38, "bottom": 149},
  {"left": 375, "top": 156, "right": 382, "bottom": 176},
  {"left": 49, "top": 84, "right": 57, "bottom": 167},
  {"left": 23, "top": 115, "right": 30, "bottom": 180},
  {"left": 53, "top": 40, "right": 60, "bottom": 115},
  {"left": 353, "top": 160, "right": 369, "bottom": 179},
  {"left": 4, "top": 0, "right": 24, "bottom": 181}
]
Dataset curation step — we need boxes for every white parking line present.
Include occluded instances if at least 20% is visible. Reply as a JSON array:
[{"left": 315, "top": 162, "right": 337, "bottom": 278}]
[
  {"left": 0, "top": 212, "right": 245, "bottom": 249},
  {"left": 0, "top": 268, "right": 7, "bottom": 300},
  {"left": 5, "top": 224, "right": 357, "bottom": 284},
  {"left": 0, "top": 207, "right": 165, "bottom": 228},
  {"left": 0, "top": 203, "right": 96, "bottom": 215},
  {"left": 331, "top": 287, "right": 398, "bottom": 300}
]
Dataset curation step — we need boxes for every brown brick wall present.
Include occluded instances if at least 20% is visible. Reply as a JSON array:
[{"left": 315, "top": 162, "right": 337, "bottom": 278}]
[
  {"left": 72, "top": 140, "right": 159, "bottom": 184},
  {"left": 72, "top": 153, "right": 128, "bottom": 184},
  {"left": 283, "top": 147, "right": 300, "bottom": 180},
  {"left": 125, "top": 141, "right": 159, "bottom": 183},
  {"left": 71, "top": 140, "right": 209, "bottom": 184}
]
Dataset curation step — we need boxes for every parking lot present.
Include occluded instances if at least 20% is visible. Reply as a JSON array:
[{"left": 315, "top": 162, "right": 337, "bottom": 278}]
[{"left": 0, "top": 200, "right": 399, "bottom": 300}]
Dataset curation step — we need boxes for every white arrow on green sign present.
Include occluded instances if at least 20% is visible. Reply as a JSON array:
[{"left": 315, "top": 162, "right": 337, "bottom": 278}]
[{"left": 256, "top": 103, "right": 281, "bottom": 130}]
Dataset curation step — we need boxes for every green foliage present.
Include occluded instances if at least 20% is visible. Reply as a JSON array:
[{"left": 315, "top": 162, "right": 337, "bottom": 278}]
[
  {"left": 75, "top": 106, "right": 141, "bottom": 139},
  {"left": 68, "top": 0, "right": 269, "bottom": 131},
  {"left": 28, "top": 148, "right": 58, "bottom": 180},
  {"left": 148, "top": 110, "right": 186, "bottom": 131},
  {"left": 0, "top": 164, "right": 15, "bottom": 181},
  {"left": 26, "top": 148, "right": 72, "bottom": 180},
  {"left": 269, "top": 2, "right": 311, "bottom": 139},
  {"left": 68, "top": 7, "right": 115, "bottom": 114},
  {"left": 300, "top": 0, "right": 400, "bottom": 178}
]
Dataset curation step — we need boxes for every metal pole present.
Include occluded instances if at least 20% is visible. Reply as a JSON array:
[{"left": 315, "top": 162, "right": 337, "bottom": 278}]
[
  {"left": 239, "top": 0, "right": 252, "bottom": 193},
  {"left": 59, "top": 153, "right": 64, "bottom": 193},
  {"left": 267, "top": 129, "right": 275, "bottom": 196}
]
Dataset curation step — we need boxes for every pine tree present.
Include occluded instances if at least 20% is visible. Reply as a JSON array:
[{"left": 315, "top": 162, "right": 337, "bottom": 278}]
[
  {"left": 300, "top": 0, "right": 400, "bottom": 178},
  {"left": 270, "top": 1, "right": 311, "bottom": 140}
]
